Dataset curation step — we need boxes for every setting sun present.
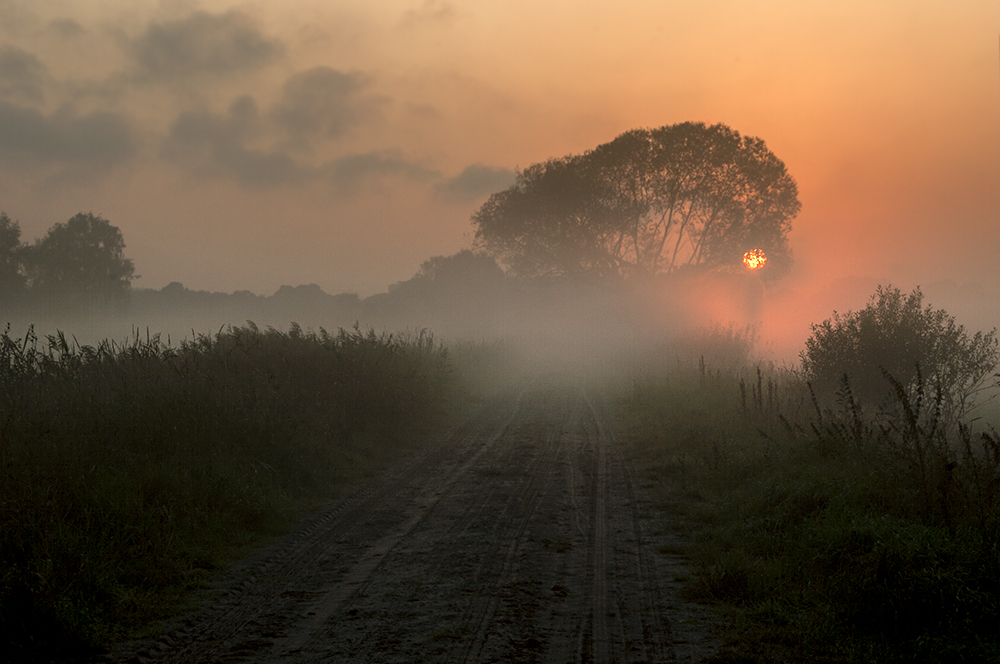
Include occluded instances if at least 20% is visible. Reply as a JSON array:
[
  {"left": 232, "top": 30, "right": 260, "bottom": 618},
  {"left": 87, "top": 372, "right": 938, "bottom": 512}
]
[{"left": 743, "top": 249, "right": 767, "bottom": 270}]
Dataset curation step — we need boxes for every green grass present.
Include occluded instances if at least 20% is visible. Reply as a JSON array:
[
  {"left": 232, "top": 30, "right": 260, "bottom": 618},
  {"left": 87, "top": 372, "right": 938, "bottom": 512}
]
[
  {"left": 621, "top": 359, "right": 1000, "bottom": 663},
  {"left": 0, "top": 322, "right": 459, "bottom": 661}
]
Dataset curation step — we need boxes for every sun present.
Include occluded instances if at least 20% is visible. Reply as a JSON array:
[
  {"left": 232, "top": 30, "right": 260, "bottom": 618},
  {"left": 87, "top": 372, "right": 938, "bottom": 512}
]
[{"left": 743, "top": 248, "right": 767, "bottom": 270}]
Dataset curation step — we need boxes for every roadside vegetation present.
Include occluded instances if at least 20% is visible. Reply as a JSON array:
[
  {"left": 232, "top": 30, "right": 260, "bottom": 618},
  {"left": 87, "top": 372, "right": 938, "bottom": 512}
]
[
  {"left": 624, "top": 286, "right": 1000, "bottom": 663},
  {"left": 0, "top": 322, "right": 457, "bottom": 660}
]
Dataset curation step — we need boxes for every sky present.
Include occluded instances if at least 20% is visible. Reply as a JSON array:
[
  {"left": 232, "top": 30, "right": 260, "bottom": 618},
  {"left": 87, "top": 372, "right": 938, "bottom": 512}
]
[{"left": 0, "top": 1, "right": 998, "bottom": 359}]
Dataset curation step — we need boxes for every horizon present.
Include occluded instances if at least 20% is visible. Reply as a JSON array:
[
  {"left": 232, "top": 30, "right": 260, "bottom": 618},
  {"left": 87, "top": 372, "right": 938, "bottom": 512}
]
[{"left": 1, "top": 1, "right": 998, "bottom": 363}]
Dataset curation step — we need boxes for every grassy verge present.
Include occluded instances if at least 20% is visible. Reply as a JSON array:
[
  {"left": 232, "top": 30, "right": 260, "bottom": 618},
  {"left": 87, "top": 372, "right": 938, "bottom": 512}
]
[
  {"left": 622, "top": 361, "right": 1000, "bottom": 663},
  {"left": 0, "top": 322, "right": 458, "bottom": 661}
]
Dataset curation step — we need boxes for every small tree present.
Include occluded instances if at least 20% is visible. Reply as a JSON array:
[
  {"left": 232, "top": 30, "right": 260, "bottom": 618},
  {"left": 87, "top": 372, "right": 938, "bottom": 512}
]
[
  {"left": 22, "top": 212, "right": 135, "bottom": 311},
  {"left": 801, "top": 285, "right": 998, "bottom": 425}
]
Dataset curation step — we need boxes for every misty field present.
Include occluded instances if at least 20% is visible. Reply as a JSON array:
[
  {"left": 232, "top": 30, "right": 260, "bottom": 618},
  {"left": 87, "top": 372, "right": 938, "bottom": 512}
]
[
  {"left": 2, "top": 298, "right": 999, "bottom": 663},
  {"left": 0, "top": 323, "right": 455, "bottom": 659},
  {"left": 624, "top": 344, "right": 1000, "bottom": 663}
]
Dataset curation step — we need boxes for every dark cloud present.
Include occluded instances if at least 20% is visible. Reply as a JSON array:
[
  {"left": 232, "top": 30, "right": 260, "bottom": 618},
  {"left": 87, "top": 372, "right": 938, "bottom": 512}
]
[
  {"left": 161, "top": 96, "right": 306, "bottom": 187},
  {"left": 272, "top": 67, "right": 374, "bottom": 139},
  {"left": 46, "top": 18, "right": 85, "bottom": 39},
  {"left": 326, "top": 150, "right": 439, "bottom": 190},
  {"left": 162, "top": 96, "right": 306, "bottom": 186},
  {"left": 436, "top": 163, "right": 515, "bottom": 201},
  {"left": 130, "top": 10, "right": 283, "bottom": 82},
  {"left": 161, "top": 94, "right": 438, "bottom": 191},
  {"left": 0, "top": 44, "right": 48, "bottom": 101},
  {"left": 0, "top": 101, "right": 134, "bottom": 170}
]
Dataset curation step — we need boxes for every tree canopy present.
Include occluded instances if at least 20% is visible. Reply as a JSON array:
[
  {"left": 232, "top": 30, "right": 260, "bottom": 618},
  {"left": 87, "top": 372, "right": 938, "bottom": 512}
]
[
  {"left": 472, "top": 122, "right": 800, "bottom": 279},
  {"left": 22, "top": 212, "right": 135, "bottom": 301},
  {"left": 801, "top": 285, "right": 999, "bottom": 426},
  {"left": 415, "top": 250, "right": 504, "bottom": 287},
  {"left": 0, "top": 213, "right": 24, "bottom": 299}
]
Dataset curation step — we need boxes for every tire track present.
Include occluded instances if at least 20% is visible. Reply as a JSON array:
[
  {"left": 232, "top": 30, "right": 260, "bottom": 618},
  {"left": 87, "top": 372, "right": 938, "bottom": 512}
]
[
  {"left": 587, "top": 393, "right": 672, "bottom": 662},
  {"left": 448, "top": 391, "right": 570, "bottom": 664},
  {"left": 104, "top": 381, "right": 721, "bottom": 664},
  {"left": 584, "top": 395, "right": 611, "bottom": 664},
  {"left": 106, "top": 387, "right": 527, "bottom": 664}
]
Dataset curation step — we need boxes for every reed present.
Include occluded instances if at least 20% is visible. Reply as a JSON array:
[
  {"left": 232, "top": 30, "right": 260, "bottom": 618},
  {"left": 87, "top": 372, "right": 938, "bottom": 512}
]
[{"left": 0, "top": 322, "right": 455, "bottom": 659}]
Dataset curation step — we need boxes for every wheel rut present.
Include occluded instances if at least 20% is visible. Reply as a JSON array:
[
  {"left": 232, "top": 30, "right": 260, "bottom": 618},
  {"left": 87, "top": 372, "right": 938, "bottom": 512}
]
[{"left": 104, "top": 380, "right": 720, "bottom": 664}]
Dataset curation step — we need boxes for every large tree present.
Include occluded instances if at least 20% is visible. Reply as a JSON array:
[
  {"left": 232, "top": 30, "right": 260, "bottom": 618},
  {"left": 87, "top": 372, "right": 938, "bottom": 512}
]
[
  {"left": 472, "top": 122, "right": 800, "bottom": 279},
  {"left": 22, "top": 212, "right": 135, "bottom": 303}
]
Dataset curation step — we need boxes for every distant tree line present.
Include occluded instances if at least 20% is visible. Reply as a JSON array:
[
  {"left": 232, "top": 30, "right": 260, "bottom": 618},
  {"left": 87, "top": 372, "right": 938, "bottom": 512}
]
[
  {"left": 0, "top": 206, "right": 512, "bottom": 336},
  {"left": 3, "top": 120, "right": 798, "bottom": 332},
  {"left": 0, "top": 212, "right": 135, "bottom": 312}
]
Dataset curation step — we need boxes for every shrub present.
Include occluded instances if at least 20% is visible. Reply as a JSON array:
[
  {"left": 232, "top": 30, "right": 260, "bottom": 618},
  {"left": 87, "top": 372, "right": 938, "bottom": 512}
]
[{"left": 800, "top": 285, "right": 998, "bottom": 426}]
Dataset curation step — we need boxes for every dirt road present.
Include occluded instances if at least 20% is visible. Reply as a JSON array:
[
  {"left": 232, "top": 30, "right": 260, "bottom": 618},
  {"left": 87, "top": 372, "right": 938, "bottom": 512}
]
[{"left": 107, "top": 379, "right": 719, "bottom": 663}]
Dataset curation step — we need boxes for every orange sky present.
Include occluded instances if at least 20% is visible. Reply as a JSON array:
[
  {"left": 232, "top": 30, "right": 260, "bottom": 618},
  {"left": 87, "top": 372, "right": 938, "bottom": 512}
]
[{"left": 0, "top": 1, "right": 998, "bottom": 359}]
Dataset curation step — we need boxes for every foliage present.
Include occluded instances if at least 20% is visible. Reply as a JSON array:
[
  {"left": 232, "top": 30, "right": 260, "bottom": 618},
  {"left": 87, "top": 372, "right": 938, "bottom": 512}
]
[
  {"left": 0, "top": 212, "right": 25, "bottom": 298},
  {"left": 415, "top": 249, "right": 504, "bottom": 287},
  {"left": 801, "top": 285, "right": 999, "bottom": 426},
  {"left": 0, "top": 323, "right": 455, "bottom": 659},
  {"left": 472, "top": 122, "right": 800, "bottom": 279},
  {"left": 20, "top": 212, "right": 135, "bottom": 305},
  {"left": 623, "top": 352, "right": 1000, "bottom": 663}
]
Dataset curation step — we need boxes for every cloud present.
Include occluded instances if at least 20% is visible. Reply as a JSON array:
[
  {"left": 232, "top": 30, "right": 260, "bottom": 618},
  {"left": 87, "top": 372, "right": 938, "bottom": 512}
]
[
  {"left": 0, "top": 2, "right": 38, "bottom": 38},
  {"left": 271, "top": 67, "right": 376, "bottom": 139},
  {"left": 0, "top": 44, "right": 48, "bottom": 102},
  {"left": 161, "top": 95, "right": 437, "bottom": 192},
  {"left": 436, "top": 163, "right": 515, "bottom": 202},
  {"left": 46, "top": 18, "right": 85, "bottom": 39},
  {"left": 401, "top": 1, "right": 458, "bottom": 27},
  {"left": 326, "top": 150, "right": 439, "bottom": 190},
  {"left": 0, "top": 101, "right": 134, "bottom": 171},
  {"left": 130, "top": 10, "right": 283, "bottom": 82},
  {"left": 161, "top": 96, "right": 307, "bottom": 186}
]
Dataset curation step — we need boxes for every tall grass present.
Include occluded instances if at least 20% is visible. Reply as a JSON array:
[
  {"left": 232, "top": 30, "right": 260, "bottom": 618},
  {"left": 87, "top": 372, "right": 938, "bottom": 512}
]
[
  {"left": 0, "top": 322, "right": 454, "bottom": 660},
  {"left": 623, "top": 353, "right": 1000, "bottom": 663}
]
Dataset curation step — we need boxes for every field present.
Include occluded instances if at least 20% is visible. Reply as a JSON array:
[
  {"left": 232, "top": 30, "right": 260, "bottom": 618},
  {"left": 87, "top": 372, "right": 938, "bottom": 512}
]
[
  {"left": 0, "top": 323, "right": 456, "bottom": 660},
  {"left": 623, "top": 352, "right": 1000, "bottom": 663},
  {"left": 2, "top": 319, "right": 999, "bottom": 662}
]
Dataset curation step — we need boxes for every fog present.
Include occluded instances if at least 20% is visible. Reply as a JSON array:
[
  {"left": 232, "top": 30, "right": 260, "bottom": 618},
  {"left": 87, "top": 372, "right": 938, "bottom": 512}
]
[
  {"left": 0, "top": 263, "right": 919, "bottom": 374},
  {"left": 1, "top": 1, "right": 998, "bottom": 372}
]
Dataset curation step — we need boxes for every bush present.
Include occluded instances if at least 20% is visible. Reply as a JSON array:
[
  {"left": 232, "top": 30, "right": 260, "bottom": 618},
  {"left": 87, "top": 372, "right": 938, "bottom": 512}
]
[
  {"left": 623, "top": 357, "right": 1000, "bottom": 663},
  {"left": 801, "top": 285, "right": 998, "bottom": 425}
]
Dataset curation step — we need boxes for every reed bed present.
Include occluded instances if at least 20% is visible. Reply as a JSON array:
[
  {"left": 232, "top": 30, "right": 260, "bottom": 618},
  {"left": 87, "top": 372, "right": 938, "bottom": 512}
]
[{"left": 0, "top": 322, "right": 454, "bottom": 659}]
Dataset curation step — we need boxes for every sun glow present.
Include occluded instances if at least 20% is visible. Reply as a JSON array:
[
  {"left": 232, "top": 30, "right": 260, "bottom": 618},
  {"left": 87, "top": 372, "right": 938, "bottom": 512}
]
[{"left": 743, "top": 248, "right": 767, "bottom": 270}]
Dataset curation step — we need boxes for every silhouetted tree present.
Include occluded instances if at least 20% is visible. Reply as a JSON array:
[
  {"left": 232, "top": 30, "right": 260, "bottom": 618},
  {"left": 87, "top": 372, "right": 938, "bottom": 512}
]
[
  {"left": 415, "top": 250, "right": 504, "bottom": 287},
  {"left": 22, "top": 212, "right": 135, "bottom": 309},
  {"left": 801, "top": 285, "right": 999, "bottom": 425},
  {"left": 0, "top": 212, "right": 25, "bottom": 300},
  {"left": 472, "top": 122, "right": 800, "bottom": 279}
]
